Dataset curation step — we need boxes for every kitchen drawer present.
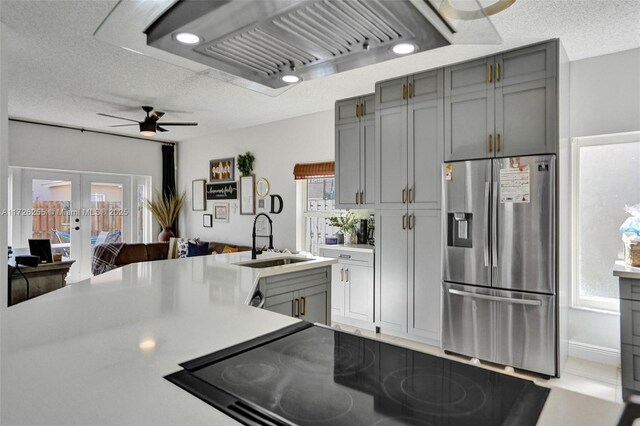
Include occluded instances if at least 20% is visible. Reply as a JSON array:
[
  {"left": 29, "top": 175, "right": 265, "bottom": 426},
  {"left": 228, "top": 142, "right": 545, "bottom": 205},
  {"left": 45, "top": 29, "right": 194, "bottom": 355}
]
[
  {"left": 621, "top": 344, "right": 640, "bottom": 395},
  {"left": 620, "top": 278, "right": 640, "bottom": 301},
  {"left": 319, "top": 247, "right": 373, "bottom": 266},
  {"left": 263, "top": 267, "right": 330, "bottom": 297}
]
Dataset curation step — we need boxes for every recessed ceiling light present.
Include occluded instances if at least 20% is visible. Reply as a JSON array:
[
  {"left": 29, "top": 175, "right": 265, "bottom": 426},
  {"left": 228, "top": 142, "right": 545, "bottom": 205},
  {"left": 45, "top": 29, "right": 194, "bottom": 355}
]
[
  {"left": 281, "top": 74, "right": 301, "bottom": 84},
  {"left": 392, "top": 43, "right": 416, "bottom": 55},
  {"left": 175, "top": 32, "right": 201, "bottom": 45}
]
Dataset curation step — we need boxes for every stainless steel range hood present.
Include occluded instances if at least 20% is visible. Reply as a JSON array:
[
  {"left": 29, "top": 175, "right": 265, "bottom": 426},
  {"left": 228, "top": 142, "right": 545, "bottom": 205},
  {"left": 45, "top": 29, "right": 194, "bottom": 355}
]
[{"left": 145, "top": 0, "right": 451, "bottom": 89}]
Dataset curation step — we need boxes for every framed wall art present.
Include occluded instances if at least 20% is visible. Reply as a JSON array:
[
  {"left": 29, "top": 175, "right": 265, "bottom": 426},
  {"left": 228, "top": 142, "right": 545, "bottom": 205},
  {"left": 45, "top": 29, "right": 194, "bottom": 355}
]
[
  {"left": 240, "top": 175, "right": 255, "bottom": 215},
  {"left": 206, "top": 182, "right": 238, "bottom": 200},
  {"left": 203, "top": 214, "right": 213, "bottom": 228},
  {"left": 192, "top": 179, "right": 206, "bottom": 211},
  {"left": 209, "top": 158, "right": 235, "bottom": 182},
  {"left": 213, "top": 203, "right": 229, "bottom": 222}
]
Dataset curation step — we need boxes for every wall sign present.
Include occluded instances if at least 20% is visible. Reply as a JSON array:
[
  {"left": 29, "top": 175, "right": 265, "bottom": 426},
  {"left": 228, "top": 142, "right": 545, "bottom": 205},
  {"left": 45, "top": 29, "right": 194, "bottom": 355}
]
[
  {"left": 269, "top": 194, "right": 284, "bottom": 214},
  {"left": 206, "top": 182, "right": 238, "bottom": 200}
]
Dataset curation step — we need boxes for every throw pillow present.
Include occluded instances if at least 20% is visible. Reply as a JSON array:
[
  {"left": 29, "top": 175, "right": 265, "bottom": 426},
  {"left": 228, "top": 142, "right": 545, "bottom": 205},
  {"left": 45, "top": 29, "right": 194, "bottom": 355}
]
[
  {"left": 168, "top": 237, "right": 200, "bottom": 259},
  {"left": 187, "top": 241, "right": 209, "bottom": 257},
  {"left": 222, "top": 245, "right": 239, "bottom": 253}
]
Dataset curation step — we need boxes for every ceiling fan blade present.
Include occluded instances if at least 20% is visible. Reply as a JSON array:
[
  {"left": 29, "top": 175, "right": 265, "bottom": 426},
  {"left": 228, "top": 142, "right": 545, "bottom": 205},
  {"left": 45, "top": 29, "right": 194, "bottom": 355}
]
[
  {"left": 157, "top": 122, "right": 198, "bottom": 126},
  {"left": 108, "top": 124, "right": 139, "bottom": 127},
  {"left": 151, "top": 111, "right": 165, "bottom": 121},
  {"left": 157, "top": 126, "right": 169, "bottom": 132},
  {"left": 97, "top": 112, "right": 140, "bottom": 123}
]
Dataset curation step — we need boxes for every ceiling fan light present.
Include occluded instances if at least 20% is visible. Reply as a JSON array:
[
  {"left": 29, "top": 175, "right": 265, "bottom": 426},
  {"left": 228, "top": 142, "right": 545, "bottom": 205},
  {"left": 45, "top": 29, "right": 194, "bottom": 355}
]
[
  {"left": 139, "top": 121, "right": 156, "bottom": 136},
  {"left": 175, "top": 32, "right": 201, "bottom": 45},
  {"left": 392, "top": 43, "right": 416, "bottom": 55}
]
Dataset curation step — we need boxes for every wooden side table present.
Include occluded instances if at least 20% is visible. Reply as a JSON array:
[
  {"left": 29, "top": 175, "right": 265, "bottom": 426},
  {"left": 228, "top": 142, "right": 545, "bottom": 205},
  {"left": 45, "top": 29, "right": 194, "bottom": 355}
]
[{"left": 8, "top": 259, "right": 75, "bottom": 306}]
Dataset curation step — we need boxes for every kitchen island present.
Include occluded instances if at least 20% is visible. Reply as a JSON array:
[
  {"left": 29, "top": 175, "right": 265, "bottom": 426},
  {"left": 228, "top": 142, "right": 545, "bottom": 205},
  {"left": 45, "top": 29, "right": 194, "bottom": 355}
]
[{"left": 0, "top": 252, "right": 622, "bottom": 425}]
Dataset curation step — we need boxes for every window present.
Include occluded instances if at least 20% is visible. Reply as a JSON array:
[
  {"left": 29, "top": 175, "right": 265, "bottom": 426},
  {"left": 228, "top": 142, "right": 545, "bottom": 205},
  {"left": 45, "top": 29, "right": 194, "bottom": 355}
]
[
  {"left": 296, "top": 177, "right": 343, "bottom": 255},
  {"left": 572, "top": 131, "right": 640, "bottom": 312}
]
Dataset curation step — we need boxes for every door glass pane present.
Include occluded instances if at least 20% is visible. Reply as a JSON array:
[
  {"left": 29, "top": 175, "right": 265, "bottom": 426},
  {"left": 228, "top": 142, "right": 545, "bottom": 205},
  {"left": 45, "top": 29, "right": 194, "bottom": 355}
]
[
  {"left": 31, "top": 179, "right": 72, "bottom": 258},
  {"left": 578, "top": 141, "right": 640, "bottom": 300},
  {"left": 90, "top": 182, "right": 123, "bottom": 246}
]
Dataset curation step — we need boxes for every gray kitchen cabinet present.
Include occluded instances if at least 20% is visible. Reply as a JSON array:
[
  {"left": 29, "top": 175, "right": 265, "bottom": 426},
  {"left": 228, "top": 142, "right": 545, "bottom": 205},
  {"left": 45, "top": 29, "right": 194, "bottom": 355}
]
[
  {"left": 618, "top": 275, "right": 640, "bottom": 401},
  {"left": 444, "top": 40, "right": 558, "bottom": 161},
  {"left": 320, "top": 246, "right": 374, "bottom": 328},
  {"left": 335, "top": 94, "right": 375, "bottom": 208},
  {"left": 376, "top": 209, "right": 441, "bottom": 345},
  {"left": 376, "top": 69, "right": 444, "bottom": 210},
  {"left": 261, "top": 267, "right": 331, "bottom": 325}
]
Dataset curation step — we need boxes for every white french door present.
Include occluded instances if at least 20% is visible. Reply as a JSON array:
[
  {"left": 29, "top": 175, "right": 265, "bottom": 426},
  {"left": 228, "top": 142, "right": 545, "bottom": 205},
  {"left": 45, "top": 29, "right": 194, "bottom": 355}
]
[{"left": 17, "top": 170, "right": 135, "bottom": 282}]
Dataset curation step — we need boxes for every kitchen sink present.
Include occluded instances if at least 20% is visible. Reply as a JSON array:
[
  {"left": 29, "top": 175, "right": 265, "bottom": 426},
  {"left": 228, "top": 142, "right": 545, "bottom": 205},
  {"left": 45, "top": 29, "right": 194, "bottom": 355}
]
[{"left": 235, "top": 257, "right": 313, "bottom": 269}]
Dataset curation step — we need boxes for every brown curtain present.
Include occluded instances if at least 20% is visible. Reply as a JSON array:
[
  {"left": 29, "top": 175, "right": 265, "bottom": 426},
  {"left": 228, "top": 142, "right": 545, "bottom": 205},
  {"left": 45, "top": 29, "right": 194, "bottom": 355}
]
[{"left": 293, "top": 162, "right": 335, "bottom": 180}]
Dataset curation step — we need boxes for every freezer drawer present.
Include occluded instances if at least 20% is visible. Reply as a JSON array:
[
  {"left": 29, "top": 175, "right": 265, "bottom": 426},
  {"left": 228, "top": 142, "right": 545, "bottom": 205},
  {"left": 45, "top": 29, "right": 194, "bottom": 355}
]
[{"left": 442, "top": 282, "right": 556, "bottom": 376}]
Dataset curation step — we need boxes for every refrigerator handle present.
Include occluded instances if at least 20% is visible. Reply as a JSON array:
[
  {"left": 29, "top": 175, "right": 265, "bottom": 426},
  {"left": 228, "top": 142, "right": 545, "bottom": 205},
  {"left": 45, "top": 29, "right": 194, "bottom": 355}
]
[
  {"left": 492, "top": 182, "right": 498, "bottom": 267},
  {"left": 448, "top": 288, "right": 542, "bottom": 306},
  {"left": 484, "top": 182, "right": 490, "bottom": 267}
]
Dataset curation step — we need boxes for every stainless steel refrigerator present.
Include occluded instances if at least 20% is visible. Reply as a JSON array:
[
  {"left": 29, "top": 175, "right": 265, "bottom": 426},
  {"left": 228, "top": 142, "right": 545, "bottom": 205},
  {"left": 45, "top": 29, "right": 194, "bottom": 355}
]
[{"left": 442, "top": 154, "right": 557, "bottom": 377}]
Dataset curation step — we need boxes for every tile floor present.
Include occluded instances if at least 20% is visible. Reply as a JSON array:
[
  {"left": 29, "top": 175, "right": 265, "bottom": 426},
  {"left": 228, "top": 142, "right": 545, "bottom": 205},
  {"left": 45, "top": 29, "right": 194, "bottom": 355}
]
[{"left": 332, "top": 322, "right": 623, "bottom": 404}]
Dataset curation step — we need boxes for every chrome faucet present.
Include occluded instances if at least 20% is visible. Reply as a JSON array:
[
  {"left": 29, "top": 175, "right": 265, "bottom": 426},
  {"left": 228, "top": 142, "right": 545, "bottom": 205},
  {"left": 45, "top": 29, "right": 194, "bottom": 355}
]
[{"left": 252, "top": 213, "right": 274, "bottom": 259}]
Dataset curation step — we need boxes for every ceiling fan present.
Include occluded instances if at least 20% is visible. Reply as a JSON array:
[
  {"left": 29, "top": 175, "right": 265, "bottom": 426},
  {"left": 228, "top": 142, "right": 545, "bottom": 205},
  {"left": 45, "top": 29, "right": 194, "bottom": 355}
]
[{"left": 97, "top": 106, "right": 197, "bottom": 137}]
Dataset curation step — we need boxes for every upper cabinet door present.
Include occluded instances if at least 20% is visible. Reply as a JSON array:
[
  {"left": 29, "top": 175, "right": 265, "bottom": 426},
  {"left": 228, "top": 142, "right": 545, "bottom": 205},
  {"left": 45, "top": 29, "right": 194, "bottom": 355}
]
[
  {"left": 376, "top": 76, "right": 408, "bottom": 111},
  {"left": 336, "top": 121, "right": 361, "bottom": 208},
  {"left": 409, "top": 69, "right": 444, "bottom": 209},
  {"left": 361, "top": 118, "right": 376, "bottom": 206},
  {"left": 495, "top": 41, "right": 557, "bottom": 87},
  {"left": 361, "top": 94, "right": 376, "bottom": 119},
  {"left": 445, "top": 57, "right": 493, "bottom": 97},
  {"left": 410, "top": 70, "right": 442, "bottom": 103},
  {"left": 377, "top": 105, "right": 408, "bottom": 209},
  {"left": 495, "top": 77, "right": 557, "bottom": 157},
  {"left": 335, "top": 97, "right": 360, "bottom": 125},
  {"left": 444, "top": 89, "right": 495, "bottom": 161}
]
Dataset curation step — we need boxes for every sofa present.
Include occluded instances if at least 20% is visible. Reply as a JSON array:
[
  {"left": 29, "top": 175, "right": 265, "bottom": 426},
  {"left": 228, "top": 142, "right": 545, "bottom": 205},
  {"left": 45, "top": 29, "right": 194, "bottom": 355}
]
[{"left": 111, "top": 241, "right": 252, "bottom": 269}]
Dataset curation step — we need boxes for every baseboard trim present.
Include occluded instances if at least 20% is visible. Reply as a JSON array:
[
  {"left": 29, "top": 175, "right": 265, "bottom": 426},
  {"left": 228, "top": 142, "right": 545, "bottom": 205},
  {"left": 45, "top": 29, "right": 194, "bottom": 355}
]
[{"left": 568, "top": 340, "right": 620, "bottom": 367}]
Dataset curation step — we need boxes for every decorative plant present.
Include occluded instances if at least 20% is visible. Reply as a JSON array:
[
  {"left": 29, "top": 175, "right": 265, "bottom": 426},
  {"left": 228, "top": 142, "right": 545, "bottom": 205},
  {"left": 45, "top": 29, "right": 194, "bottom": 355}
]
[
  {"left": 144, "top": 189, "right": 185, "bottom": 229},
  {"left": 237, "top": 151, "right": 255, "bottom": 177},
  {"left": 326, "top": 211, "right": 357, "bottom": 233}
]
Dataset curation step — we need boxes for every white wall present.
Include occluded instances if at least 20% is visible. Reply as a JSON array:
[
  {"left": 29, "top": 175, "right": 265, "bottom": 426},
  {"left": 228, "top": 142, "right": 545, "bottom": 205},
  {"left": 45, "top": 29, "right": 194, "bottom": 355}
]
[
  {"left": 178, "top": 110, "right": 334, "bottom": 250},
  {"left": 571, "top": 48, "right": 640, "bottom": 138},
  {"left": 568, "top": 47, "right": 640, "bottom": 363}
]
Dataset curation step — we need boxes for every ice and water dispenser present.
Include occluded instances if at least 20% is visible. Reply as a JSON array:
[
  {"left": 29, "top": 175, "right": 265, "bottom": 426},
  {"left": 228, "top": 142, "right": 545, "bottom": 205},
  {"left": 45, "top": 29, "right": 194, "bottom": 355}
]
[{"left": 447, "top": 212, "right": 472, "bottom": 248}]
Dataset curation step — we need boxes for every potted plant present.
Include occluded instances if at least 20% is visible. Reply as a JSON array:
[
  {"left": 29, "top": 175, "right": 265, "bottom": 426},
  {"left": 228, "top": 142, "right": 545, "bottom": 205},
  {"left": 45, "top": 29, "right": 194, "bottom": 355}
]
[
  {"left": 145, "top": 190, "right": 186, "bottom": 242},
  {"left": 326, "top": 211, "right": 357, "bottom": 244},
  {"left": 237, "top": 151, "right": 255, "bottom": 177}
]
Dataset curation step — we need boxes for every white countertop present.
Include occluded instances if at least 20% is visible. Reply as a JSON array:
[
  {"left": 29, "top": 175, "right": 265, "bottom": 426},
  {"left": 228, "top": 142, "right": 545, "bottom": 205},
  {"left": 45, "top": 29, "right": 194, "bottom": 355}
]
[
  {"left": 318, "top": 243, "right": 375, "bottom": 253},
  {"left": 0, "top": 252, "right": 623, "bottom": 425},
  {"left": 613, "top": 260, "right": 640, "bottom": 279},
  {"left": 0, "top": 251, "right": 335, "bottom": 425}
]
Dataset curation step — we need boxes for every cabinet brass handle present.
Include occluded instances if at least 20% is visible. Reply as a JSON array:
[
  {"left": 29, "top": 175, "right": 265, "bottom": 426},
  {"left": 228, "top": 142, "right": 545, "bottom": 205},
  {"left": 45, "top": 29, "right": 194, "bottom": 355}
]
[
  {"left": 361, "top": 102, "right": 364, "bottom": 116},
  {"left": 497, "top": 133, "right": 501, "bottom": 152},
  {"left": 408, "top": 82, "right": 413, "bottom": 99},
  {"left": 488, "top": 64, "right": 493, "bottom": 83},
  {"left": 360, "top": 191, "right": 364, "bottom": 204},
  {"left": 355, "top": 103, "right": 359, "bottom": 117},
  {"left": 409, "top": 214, "right": 414, "bottom": 230},
  {"left": 300, "top": 297, "right": 306, "bottom": 316},
  {"left": 402, "top": 188, "right": 406, "bottom": 204},
  {"left": 294, "top": 298, "right": 299, "bottom": 317},
  {"left": 496, "top": 63, "right": 501, "bottom": 81},
  {"left": 340, "top": 267, "right": 344, "bottom": 282},
  {"left": 401, "top": 83, "right": 406, "bottom": 100},
  {"left": 356, "top": 192, "right": 359, "bottom": 204},
  {"left": 408, "top": 187, "right": 413, "bottom": 204},
  {"left": 402, "top": 214, "right": 407, "bottom": 230},
  {"left": 488, "top": 134, "right": 493, "bottom": 153}
]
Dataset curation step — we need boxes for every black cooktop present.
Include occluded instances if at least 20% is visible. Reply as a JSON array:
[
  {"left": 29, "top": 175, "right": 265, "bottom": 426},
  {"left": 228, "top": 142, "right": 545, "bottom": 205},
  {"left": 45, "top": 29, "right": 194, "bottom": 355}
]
[{"left": 166, "top": 322, "right": 549, "bottom": 425}]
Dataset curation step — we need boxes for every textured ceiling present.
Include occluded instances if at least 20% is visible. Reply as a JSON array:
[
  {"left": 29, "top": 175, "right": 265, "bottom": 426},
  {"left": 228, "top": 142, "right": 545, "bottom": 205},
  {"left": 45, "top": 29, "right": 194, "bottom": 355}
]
[{"left": 1, "top": 0, "right": 639, "bottom": 143}]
